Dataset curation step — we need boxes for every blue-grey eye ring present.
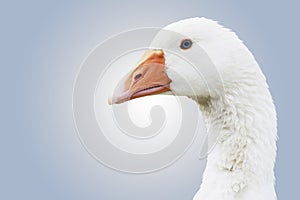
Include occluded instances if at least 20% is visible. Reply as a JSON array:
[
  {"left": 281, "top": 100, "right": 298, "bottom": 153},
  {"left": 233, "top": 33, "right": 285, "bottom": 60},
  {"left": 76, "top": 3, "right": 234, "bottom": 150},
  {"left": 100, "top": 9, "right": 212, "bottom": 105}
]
[{"left": 180, "top": 38, "right": 193, "bottom": 49}]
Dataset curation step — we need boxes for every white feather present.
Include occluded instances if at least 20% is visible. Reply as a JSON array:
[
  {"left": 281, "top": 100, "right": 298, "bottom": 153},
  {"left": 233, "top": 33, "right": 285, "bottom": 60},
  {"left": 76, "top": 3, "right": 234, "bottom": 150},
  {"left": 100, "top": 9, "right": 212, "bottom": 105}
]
[{"left": 152, "top": 18, "right": 277, "bottom": 200}]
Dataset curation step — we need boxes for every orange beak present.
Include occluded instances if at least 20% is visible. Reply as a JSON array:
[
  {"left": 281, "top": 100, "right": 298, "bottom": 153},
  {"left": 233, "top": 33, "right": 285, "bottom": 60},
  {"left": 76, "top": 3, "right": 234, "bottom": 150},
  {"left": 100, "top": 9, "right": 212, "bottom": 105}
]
[{"left": 109, "top": 49, "right": 172, "bottom": 104}]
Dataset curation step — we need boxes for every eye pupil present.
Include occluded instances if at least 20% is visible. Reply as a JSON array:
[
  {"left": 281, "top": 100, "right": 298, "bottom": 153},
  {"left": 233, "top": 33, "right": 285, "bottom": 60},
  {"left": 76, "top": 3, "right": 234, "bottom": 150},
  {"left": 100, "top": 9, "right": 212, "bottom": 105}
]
[{"left": 180, "top": 39, "right": 192, "bottom": 49}]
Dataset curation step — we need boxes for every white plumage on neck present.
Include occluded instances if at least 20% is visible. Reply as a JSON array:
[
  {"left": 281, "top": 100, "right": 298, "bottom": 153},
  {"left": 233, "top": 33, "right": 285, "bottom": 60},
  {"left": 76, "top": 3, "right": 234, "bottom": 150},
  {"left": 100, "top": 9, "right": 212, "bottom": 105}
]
[{"left": 194, "top": 71, "right": 277, "bottom": 199}]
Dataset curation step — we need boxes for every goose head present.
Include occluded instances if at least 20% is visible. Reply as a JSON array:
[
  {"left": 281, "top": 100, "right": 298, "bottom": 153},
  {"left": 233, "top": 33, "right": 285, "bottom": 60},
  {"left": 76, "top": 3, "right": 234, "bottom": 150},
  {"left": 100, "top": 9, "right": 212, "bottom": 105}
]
[{"left": 109, "top": 17, "right": 248, "bottom": 105}]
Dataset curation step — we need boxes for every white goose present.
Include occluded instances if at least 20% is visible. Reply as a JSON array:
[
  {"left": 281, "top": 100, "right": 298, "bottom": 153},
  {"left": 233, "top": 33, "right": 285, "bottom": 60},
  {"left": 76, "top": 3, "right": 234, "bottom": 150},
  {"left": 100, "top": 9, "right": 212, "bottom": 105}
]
[{"left": 110, "top": 17, "right": 277, "bottom": 200}]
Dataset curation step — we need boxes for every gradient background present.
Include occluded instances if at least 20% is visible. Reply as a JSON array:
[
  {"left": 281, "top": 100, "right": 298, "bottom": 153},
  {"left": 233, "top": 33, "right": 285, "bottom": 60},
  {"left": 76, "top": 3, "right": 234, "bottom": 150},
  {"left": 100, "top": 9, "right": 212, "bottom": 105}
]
[{"left": 1, "top": 0, "right": 299, "bottom": 199}]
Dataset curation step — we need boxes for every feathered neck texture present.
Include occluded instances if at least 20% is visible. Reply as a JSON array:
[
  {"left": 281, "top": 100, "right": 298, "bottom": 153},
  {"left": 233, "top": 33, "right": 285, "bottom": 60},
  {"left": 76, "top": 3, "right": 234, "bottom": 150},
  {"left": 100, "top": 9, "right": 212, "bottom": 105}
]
[{"left": 192, "top": 64, "right": 277, "bottom": 199}]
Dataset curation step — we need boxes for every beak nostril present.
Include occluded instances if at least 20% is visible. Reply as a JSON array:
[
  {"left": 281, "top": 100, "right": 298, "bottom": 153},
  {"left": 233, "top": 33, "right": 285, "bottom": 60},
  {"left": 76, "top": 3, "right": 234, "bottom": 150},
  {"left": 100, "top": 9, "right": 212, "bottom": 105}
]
[{"left": 134, "top": 73, "right": 143, "bottom": 81}]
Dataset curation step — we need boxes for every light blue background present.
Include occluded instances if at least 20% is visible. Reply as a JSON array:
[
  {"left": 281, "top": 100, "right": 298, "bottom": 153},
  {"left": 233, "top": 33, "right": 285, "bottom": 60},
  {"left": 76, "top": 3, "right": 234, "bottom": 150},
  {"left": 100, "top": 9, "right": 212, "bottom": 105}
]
[{"left": 1, "top": 0, "right": 298, "bottom": 199}]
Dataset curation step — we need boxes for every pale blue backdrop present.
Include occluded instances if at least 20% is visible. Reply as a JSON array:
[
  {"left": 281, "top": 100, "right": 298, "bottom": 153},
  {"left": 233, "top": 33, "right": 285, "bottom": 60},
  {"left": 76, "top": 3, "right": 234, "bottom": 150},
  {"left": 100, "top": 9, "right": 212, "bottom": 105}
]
[{"left": 1, "top": 0, "right": 298, "bottom": 199}]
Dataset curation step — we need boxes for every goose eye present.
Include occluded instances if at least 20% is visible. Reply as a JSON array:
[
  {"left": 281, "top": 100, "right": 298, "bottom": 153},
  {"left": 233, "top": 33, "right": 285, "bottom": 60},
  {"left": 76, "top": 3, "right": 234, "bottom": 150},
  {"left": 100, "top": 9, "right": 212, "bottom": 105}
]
[{"left": 180, "top": 39, "right": 193, "bottom": 49}]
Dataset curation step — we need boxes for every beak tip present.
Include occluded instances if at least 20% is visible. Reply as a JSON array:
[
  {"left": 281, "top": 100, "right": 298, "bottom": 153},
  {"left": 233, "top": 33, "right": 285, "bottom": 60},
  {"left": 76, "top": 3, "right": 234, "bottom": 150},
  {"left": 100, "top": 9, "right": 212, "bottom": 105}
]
[{"left": 108, "top": 97, "right": 113, "bottom": 105}]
